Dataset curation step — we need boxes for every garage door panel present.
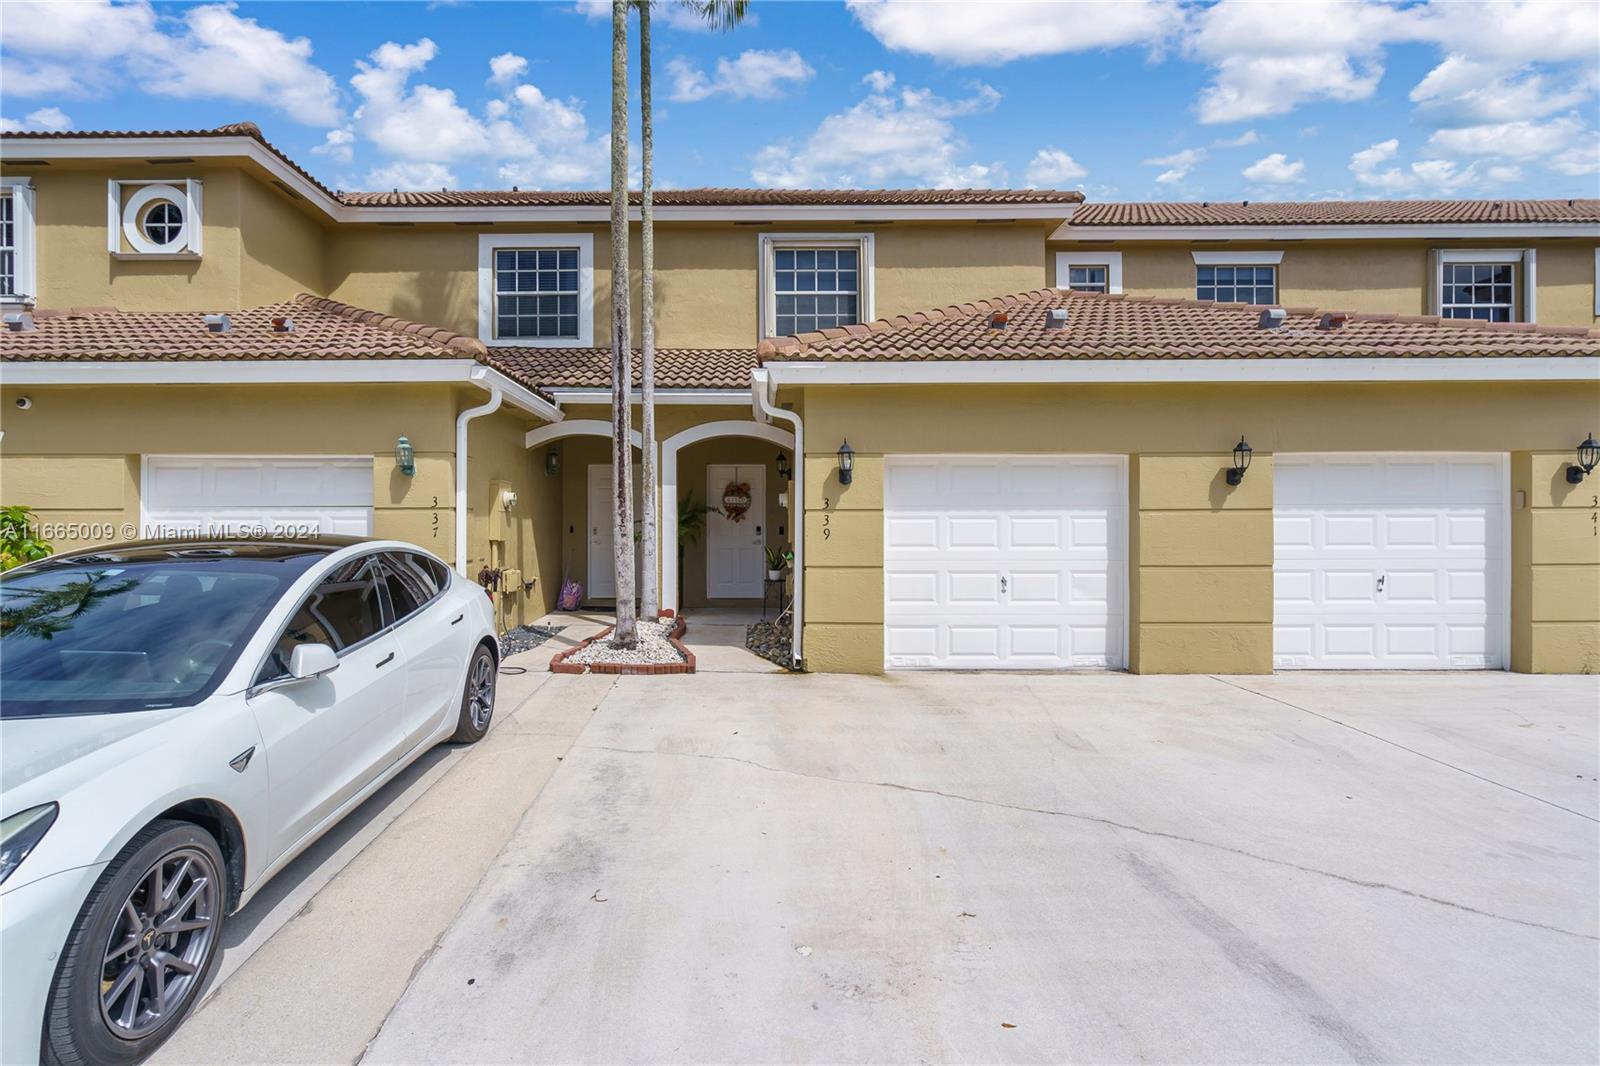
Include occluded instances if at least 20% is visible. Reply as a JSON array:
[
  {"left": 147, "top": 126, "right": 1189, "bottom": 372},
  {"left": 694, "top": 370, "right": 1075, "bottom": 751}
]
[
  {"left": 144, "top": 456, "right": 374, "bottom": 539},
  {"left": 1274, "top": 455, "right": 1504, "bottom": 670},
  {"left": 885, "top": 456, "right": 1125, "bottom": 670}
]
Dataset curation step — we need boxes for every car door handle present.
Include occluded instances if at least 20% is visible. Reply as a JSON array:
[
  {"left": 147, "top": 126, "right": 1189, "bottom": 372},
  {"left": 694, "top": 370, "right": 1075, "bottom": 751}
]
[
  {"left": 450, "top": 613, "right": 464, "bottom": 626},
  {"left": 376, "top": 652, "right": 395, "bottom": 668}
]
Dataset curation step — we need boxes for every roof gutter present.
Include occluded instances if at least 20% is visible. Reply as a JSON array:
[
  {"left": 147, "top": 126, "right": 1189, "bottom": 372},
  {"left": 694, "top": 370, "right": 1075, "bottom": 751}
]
[
  {"left": 1052, "top": 221, "right": 1600, "bottom": 241},
  {"left": 759, "top": 356, "right": 1600, "bottom": 386},
  {"left": 750, "top": 368, "right": 803, "bottom": 670}
]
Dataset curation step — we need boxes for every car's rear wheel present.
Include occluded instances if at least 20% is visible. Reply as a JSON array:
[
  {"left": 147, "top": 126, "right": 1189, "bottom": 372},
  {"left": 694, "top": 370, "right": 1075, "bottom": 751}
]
[
  {"left": 44, "top": 820, "right": 226, "bottom": 1066},
  {"left": 449, "top": 643, "right": 497, "bottom": 743}
]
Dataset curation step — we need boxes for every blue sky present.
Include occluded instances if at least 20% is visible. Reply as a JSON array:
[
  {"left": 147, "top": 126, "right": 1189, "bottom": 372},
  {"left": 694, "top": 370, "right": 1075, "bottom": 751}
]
[{"left": 3, "top": 0, "right": 1597, "bottom": 199}]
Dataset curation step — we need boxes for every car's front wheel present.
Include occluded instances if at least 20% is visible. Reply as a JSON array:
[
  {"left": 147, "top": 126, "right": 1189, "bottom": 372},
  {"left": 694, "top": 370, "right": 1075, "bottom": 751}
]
[{"left": 44, "top": 820, "right": 226, "bottom": 1066}]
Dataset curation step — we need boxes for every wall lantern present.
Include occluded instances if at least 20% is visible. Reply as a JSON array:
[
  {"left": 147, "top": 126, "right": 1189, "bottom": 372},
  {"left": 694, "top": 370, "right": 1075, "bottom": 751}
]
[
  {"left": 1567, "top": 432, "right": 1600, "bottom": 484},
  {"left": 1226, "top": 436, "right": 1252, "bottom": 486},
  {"left": 395, "top": 435, "right": 416, "bottom": 477},
  {"left": 837, "top": 439, "right": 855, "bottom": 486},
  {"left": 545, "top": 446, "right": 561, "bottom": 478},
  {"left": 776, "top": 451, "right": 792, "bottom": 482}
]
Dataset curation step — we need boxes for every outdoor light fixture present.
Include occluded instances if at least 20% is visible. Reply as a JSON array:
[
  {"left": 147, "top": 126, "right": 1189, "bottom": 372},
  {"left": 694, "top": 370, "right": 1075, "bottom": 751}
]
[
  {"left": 837, "top": 439, "right": 855, "bottom": 486},
  {"left": 395, "top": 435, "right": 416, "bottom": 477},
  {"left": 1567, "top": 432, "right": 1600, "bottom": 484},
  {"left": 1226, "top": 436, "right": 1252, "bottom": 486},
  {"left": 545, "top": 446, "right": 560, "bottom": 477},
  {"left": 776, "top": 451, "right": 792, "bottom": 482}
]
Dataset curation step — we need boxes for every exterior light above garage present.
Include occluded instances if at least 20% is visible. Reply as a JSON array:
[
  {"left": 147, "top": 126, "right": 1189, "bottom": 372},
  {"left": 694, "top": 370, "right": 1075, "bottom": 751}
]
[
  {"left": 545, "top": 446, "right": 560, "bottom": 478},
  {"left": 1568, "top": 433, "right": 1600, "bottom": 484},
  {"left": 1226, "top": 436, "right": 1252, "bottom": 486},
  {"left": 837, "top": 439, "right": 855, "bottom": 486},
  {"left": 395, "top": 435, "right": 416, "bottom": 477},
  {"left": 776, "top": 451, "right": 791, "bottom": 482}
]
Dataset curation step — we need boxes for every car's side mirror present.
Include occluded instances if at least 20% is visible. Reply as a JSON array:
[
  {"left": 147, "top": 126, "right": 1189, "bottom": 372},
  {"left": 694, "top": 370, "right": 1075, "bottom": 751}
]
[{"left": 288, "top": 643, "right": 339, "bottom": 680}]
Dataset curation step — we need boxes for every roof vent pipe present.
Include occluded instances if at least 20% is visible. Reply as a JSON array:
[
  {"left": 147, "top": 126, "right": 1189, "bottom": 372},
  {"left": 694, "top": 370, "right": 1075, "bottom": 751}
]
[
  {"left": 1044, "top": 308, "right": 1069, "bottom": 330},
  {"left": 203, "top": 313, "right": 232, "bottom": 333},
  {"left": 271, "top": 315, "right": 296, "bottom": 333},
  {"left": 988, "top": 310, "right": 1009, "bottom": 329},
  {"left": 1319, "top": 312, "right": 1348, "bottom": 330},
  {"left": 1257, "top": 308, "right": 1288, "bottom": 329},
  {"left": 4, "top": 312, "right": 36, "bottom": 332}
]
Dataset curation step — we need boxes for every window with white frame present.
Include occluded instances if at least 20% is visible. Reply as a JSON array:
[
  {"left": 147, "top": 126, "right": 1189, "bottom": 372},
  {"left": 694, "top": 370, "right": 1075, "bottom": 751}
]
[
  {"left": 1, "top": 177, "right": 36, "bottom": 303},
  {"left": 110, "top": 179, "right": 202, "bottom": 257},
  {"left": 1440, "top": 261, "right": 1516, "bottom": 321},
  {"left": 759, "top": 233, "right": 873, "bottom": 338},
  {"left": 477, "top": 233, "right": 594, "bottom": 347},
  {"left": 1192, "top": 251, "right": 1282, "bottom": 305},
  {"left": 1065, "top": 265, "right": 1109, "bottom": 292},
  {"left": 1055, "top": 251, "right": 1123, "bottom": 294}
]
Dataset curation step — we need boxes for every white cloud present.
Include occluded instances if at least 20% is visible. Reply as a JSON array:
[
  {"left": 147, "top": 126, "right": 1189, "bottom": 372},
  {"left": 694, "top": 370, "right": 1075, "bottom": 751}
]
[
  {"left": 1241, "top": 153, "right": 1304, "bottom": 184},
  {"left": 667, "top": 49, "right": 814, "bottom": 103},
  {"left": 1145, "top": 147, "right": 1204, "bottom": 184},
  {"left": 1548, "top": 145, "right": 1600, "bottom": 176},
  {"left": 1483, "top": 164, "right": 1523, "bottom": 184},
  {"left": 863, "top": 70, "right": 896, "bottom": 93},
  {"left": 1410, "top": 56, "right": 1593, "bottom": 125},
  {"left": 0, "top": 0, "right": 341, "bottom": 126},
  {"left": 1211, "top": 130, "right": 1259, "bottom": 149},
  {"left": 752, "top": 75, "right": 1004, "bottom": 189},
  {"left": 1424, "top": 114, "right": 1589, "bottom": 160},
  {"left": 0, "top": 107, "right": 73, "bottom": 132},
  {"left": 312, "top": 127, "right": 356, "bottom": 164},
  {"left": 1348, "top": 138, "right": 1414, "bottom": 193},
  {"left": 488, "top": 52, "right": 529, "bottom": 86},
  {"left": 1024, "top": 148, "right": 1087, "bottom": 188},
  {"left": 365, "top": 161, "right": 458, "bottom": 191},
  {"left": 1411, "top": 0, "right": 1600, "bottom": 66},
  {"left": 846, "top": 0, "right": 1182, "bottom": 64},
  {"left": 1408, "top": 158, "right": 1479, "bottom": 194}
]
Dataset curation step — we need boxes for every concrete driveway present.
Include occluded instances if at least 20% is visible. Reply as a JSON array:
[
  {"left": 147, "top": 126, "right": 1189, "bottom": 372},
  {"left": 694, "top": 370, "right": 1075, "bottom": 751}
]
[{"left": 350, "top": 670, "right": 1598, "bottom": 1065}]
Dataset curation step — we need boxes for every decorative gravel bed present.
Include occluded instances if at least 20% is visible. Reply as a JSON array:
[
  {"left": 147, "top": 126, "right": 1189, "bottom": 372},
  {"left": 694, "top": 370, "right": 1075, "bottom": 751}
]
[
  {"left": 746, "top": 619, "right": 796, "bottom": 670},
  {"left": 499, "top": 624, "right": 564, "bottom": 657},
  {"left": 550, "top": 617, "right": 694, "bottom": 675}
]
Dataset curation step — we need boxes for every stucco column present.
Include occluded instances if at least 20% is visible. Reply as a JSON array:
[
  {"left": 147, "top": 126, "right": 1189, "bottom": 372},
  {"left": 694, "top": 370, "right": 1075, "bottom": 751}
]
[{"left": 1511, "top": 451, "right": 1600, "bottom": 673}]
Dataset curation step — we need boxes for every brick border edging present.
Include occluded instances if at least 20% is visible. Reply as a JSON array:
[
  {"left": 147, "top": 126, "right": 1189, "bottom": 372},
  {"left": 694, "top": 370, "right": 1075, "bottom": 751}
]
[{"left": 549, "top": 613, "right": 695, "bottom": 675}]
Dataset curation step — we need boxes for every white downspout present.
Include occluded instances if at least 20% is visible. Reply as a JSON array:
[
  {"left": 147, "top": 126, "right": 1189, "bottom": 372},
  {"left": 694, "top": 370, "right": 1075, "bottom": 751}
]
[
  {"left": 750, "top": 369, "right": 803, "bottom": 669},
  {"left": 455, "top": 381, "right": 503, "bottom": 577}
]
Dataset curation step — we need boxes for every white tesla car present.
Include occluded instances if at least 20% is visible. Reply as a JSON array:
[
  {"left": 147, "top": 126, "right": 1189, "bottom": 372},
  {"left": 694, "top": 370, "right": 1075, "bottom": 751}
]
[{"left": 0, "top": 537, "right": 499, "bottom": 1065}]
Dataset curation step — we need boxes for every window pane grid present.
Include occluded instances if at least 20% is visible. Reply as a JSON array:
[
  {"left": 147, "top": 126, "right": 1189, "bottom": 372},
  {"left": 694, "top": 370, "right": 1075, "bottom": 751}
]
[
  {"left": 1066, "top": 265, "right": 1108, "bottom": 293},
  {"left": 1440, "top": 262, "right": 1514, "bottom": 322},
  {"left": 774, "top": 245, "right": 860, "bottom": 336},
  {"left": 0, "top": 194, "right": 13, "bottom": 297},
  {"left": 494, "top": 247, "right": 581, "bottom": 339},
  {"left": 1195, "top": 264, "right": 1277, "bottom": 305},
  {"left": 142, "top": 201, "right": 183, "bottom": 247}
]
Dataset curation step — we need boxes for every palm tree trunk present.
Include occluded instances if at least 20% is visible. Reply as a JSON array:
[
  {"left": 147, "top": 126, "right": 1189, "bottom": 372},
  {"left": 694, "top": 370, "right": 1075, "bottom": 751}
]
[
  {"left": 609, "top": 0, "right": 637, "bottom": 647},
  {"left": 638, "top": 0, "right": 659, "bottom": 622}
]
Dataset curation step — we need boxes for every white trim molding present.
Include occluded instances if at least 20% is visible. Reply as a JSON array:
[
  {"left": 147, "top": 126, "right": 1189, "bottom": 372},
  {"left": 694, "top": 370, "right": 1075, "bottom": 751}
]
[
  {"left": 546, "top": 387, "right": 752, "bottom": 406},
  {"left": 760, "top": 357, "right": 1599, "bottom": 386},
  {"left": 0, "top": 176, "right": 37, "bottom": 305},
  {"left": 758, "top": 232, "right": 874, "bottom": 340},
  {"left": 109, "top": 179, "right": 202, "bottom": 256},
  {"left": 524, "top": 418, "right": 644, "bottom": 451},
  {"left": 477, "top": 232, "right": 595, "bottom": 348},
  {"left": 1054, "top": 251, "right": 1123, "bottom": 294},
  {"left": 1436, "top": 247, "right": 1537, "bottom": 323},
  {"left": 1192, "top": 249, "right": 1284, "bottom": 266}
]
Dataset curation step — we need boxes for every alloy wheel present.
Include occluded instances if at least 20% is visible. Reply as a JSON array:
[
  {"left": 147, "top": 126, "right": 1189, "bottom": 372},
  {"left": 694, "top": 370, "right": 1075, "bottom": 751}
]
[
  {"left": 97, "top": 846, "right": 220, "bottom": 1040},
  {"left": 468, "top": 652, "right": 496, "bottom": 731}
]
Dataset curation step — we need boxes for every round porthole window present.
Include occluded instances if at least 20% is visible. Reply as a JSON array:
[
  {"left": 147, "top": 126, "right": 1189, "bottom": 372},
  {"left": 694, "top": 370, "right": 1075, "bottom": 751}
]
[{"left": 121, "top": 184, "right": 190, "bottom": 254}]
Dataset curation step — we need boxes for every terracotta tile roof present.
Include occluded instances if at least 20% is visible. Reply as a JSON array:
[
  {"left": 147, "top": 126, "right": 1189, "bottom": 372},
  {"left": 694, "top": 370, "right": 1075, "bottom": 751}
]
[
  {"left": 1066, "top": 199, "right": 1600, "bottom": 226},
  {"left": 0, "top": 293, "right": 488, "bottom": 362},
  {"left": 486, "top": 346, "right": 757, "bottom": 390},
  {"left": 757, "top": 289, "right": 1600, "bottom": 363},
  {"left": 338, "top": 187, "right": 1083, "bottom": 208}
]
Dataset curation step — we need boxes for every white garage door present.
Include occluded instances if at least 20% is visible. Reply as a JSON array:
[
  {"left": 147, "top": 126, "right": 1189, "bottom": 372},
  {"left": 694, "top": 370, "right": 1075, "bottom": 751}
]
[
  {"left": 143, "top": 456, "right": 374, "bottom": 538},
  {"left": 883, "top": 456, "right": 1125, "bottom": 670},
  {"left": 1274, "top": 455, "right": 1506, "bottom": 670}
]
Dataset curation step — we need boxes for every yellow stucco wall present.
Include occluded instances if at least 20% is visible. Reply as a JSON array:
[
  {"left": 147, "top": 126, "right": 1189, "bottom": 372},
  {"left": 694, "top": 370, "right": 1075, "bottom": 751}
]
[
  {"left": 1512, "top": 451, "right": 1600, "bottom": 673},
  {"left": 794, "top": 380, "right": 1600, "bottom": 675},
  {"left": 6, "top": 163, "right": 326, "bottom": 311},
  {"left": 465, "top": 405, "right": 561, "bottom": 629},
  {"left": 1047, "top": 240, "right": 1599, "bottom": 327}
]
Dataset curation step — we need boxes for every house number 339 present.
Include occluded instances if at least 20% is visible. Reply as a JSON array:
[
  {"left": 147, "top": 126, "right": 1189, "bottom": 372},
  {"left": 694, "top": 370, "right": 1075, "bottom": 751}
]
[{"left": 821, "top": 497, "right": 833, "bottom": 540}]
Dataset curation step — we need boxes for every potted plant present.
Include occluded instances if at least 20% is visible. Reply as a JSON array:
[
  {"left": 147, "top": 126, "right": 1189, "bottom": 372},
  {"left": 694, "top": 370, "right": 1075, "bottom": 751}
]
[
  {"left": 764, "top": 545, "right": 793, "bottom": 581},
  {"left": 677, "top": 490, "right": 720, "bottom": 606}
]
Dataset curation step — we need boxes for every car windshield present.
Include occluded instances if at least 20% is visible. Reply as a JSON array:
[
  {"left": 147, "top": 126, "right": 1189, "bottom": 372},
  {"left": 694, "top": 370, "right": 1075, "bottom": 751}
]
[{"left": 0, "top": 547, "right": 320, "bottom": 718}]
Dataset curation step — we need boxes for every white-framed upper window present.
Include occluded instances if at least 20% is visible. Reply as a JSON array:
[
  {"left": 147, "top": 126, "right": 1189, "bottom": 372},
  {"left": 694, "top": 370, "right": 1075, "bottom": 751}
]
[
  {"left": 758, "top": 232, "right": 874, "bottom": 339},
  {"left": 1055, "top": 251, "right": 1123, "bottom": 294},
  {"left": 1, "top": 177, "right": 37, "bottom": 304},
  {"left": 1434, "top": 248, "right": 1535, "bottom": 323},
  {"left": 109, "top": 179, "right": 202, "bottom": 257},
  {"left": 1192, "top": 250, "right": 1282, "bottom": 305},
  {"left": 477, "top": 233, "right": 594, "bottom": 348}
]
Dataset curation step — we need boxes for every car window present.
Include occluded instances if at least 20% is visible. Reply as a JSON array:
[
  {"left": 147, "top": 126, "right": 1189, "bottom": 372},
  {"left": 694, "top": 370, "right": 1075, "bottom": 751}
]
[
  {"left": 257, "top": 556, "right": 386, "bottom": 684},
  {"left": 380, "top": 552, "right": 443, "bottom": 624}
]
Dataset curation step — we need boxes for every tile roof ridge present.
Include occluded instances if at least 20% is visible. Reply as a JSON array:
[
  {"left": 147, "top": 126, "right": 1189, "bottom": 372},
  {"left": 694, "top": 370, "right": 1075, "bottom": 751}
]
[{"left": 292, "top": 292, "right": 487, "bottom": 355}]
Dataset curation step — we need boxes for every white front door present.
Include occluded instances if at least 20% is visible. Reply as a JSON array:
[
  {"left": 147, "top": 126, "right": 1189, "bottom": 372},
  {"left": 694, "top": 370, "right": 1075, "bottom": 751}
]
[
  {"left": 706, "top": 464, "right": 765, "bottom": 599},
  {"left": 143, "top": 456, "right": 373, "bottom": 537},
  {"left": 587, "top": 464, "right": 643, "bottom": 601},
  {"left": 883, "top": 456, "right": 1126, "bottom": 670},
  {"left": 1273, "top": 454, "right": 1507, "bottom": 669}
]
